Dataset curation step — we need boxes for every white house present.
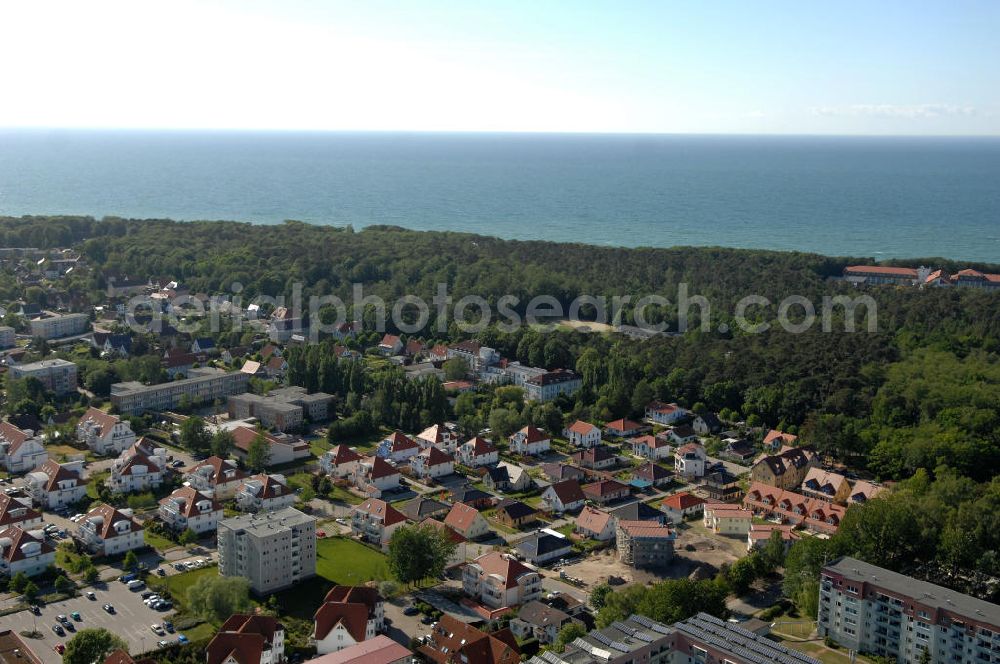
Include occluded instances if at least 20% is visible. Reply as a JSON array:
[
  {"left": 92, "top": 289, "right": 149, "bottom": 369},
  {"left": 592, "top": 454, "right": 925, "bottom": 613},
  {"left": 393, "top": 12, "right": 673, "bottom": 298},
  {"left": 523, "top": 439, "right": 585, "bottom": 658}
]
[
  {"left": 314, "top": 586, "right": 385, "bottom": 655},
  {"left": 76, "top": 407, "right": 136, "bottom": 456},
  {"left": 462, "top": 551, "right": 542, "bottom": 609},
  {"left": 208, "top": 615, "right": 285, "bottom": 664},
  {"left": 352, "top": 456, "right": 401, "bottom": 498},
  {"left": 409, "top": 446, "right": 455, "bottom": 480},
  {"left": 0, "top": 525, "right": 56, "bottom": 578},
  {"left": 0, "top": 422, "right": 47, "bottom": 474},
  {"left": 645, "top": 401, "right": 689, "bottom": 425},
  {"left": 350, "top": 499, "right": 407, "bottom": 551},
  {"left": 77, "top": 503, "right": 145, "bottom": 556},
  {"left": 574, "top": 505, "right": 616, "bottom": 541},
  {"left": 184, "top": 456, "right": 247, "bottom": 499},
  {"left": 674, "top": 443, "right": 707, "bottom": 478},
  {"left": 159, "top": 486, "right": 223, "bottom": 534},
  {"left": 540, "top": 480, "right": 586, "bottom": 514},
  {"left": 508, "top": 426, "right": 551, "bottom": 456},
  {"left": 416, "top": 423, "right": 461, "bottom": 454},
  {"left": 26, "top": 459, "right": 88, "bottom": 509},
  {"left": 443, "top": 503, "right": 491, "bottom": 540},
  {"left": 0, "top": 494, "right": 43, "bottom": 530},
  {"left": 457, "top": 437, "right": 499, "bottom": 467},
  {"left": 375, "top": 432, "right": 420, "bottom": 463},
  {"left": 231, "top": 426, "right": 310, "bottom": 468},
  {"left": 631, "top": 434, "right": 672, "bottom": 461},
  {"left": 487, "top": 461, "right": 533, "bottom": 493},
  {"left": 563, "top": 421, "right": 601, "bottom": 448},
  {"left": 236, "top": 473, "right": 297, "bottom": 513},
  {"left": 320, "top": 445, "right": 362, "bottom": 478},
  {"left": 107, "top": 439, "right": 167, "bottom": 494}
]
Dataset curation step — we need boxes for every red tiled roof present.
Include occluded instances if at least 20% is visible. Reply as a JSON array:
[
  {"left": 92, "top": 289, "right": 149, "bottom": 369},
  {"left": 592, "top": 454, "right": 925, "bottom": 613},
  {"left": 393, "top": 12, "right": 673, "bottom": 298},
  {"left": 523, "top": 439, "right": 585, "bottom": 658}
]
[
  {"left": 419, "top": 446, "right": 454, "bottom": 466},
  {"left": 444, "top": 503, "right": 483, "bottom": 533},
  {"left": 567, "top": 420, "right": 598, "bottom": 435},
  {"left": 355, "top": 499, "right": 407, "bottom": 527},
  {"left": 463, "top": 436, "right": 496, "bottom": 457},
  {"left": 0, "top": 421, "right": 32, "bottom": 453},
  {"left": 314, "top": 602, "right": 370, "bottom": 642},
  {"left": 386, "top": 431, "right": 419, "bottom": 452},
  {"left": 78, "top": 407, "right": 120, "bottom": 437},
  {"left": 575, "top": 505, "right": 612, "bottom": 534},
  {"left": 187, "top": 456, "right": 247, "bottom": 485},
  {"left": 605, "top": 418, "right": 642, "bottom": 432},
  {"left": 82, "top": 503, "right": 141, "bottom": 540},
  {"left": 328, "top": 444, "right": 362, "bottom": 466},
  {"left": 662, "top": 492, "right": 705, "bottom": 510},
  {"left": 0, "top": 524, "right": 54, "bottom": 563},
  {"left": 547, "top": 480, "right": 585, "bottom": 505},
  {"left": 468, "top": 551, "right": 535, "bottom": 590},
  {"left": 844, "top": 265, "right": 919, "bottom": 277},
  {"left": 582, "top": 479, "right": 629, "bottom": 498},
  {"left": 159, "top": 486, "right": 221, "bottom": 517},
  {"left": 511, "top": 425, "right": 547, "bottom": 443},
  {"left": 0, "top": 494, "right": 42, "bottom": 528},
  {"left": 367, "top": 456, "right": 400, "bottom": 480},
  {"left": 36, "top": 459, "right": 87, "bottom": 492}
]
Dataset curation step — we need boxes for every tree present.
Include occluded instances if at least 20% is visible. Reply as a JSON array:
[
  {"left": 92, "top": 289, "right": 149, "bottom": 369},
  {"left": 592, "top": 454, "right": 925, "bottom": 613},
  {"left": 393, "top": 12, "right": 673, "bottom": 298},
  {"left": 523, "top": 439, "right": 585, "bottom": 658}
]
[
  {"left": 589, "top": 583, "right": 613, "bottom": 610},
  {"left": 82, "top": 565, "right": 99, "bottom": 584},
  {"left": 179, "top": 416, "right": 211, "bottom": 455},
  {"left": 387, "top": 524, "right": 458, "bottom": 585},
  {"left": 211, "top": 429, "right": 235, "bottom": 458},
  {"left": 553, "top": 623, "right": 587, "bottom": 652},
  {"left": 726, "top": 555, "right": 761, "bottom": 596},
  {"left": 246, "top": 431, "right": 272, "bottom": 472},
  {"left": 123, "top": 550, "right": 139, "bottom": 571},
  {"left": 178, "top": 528, "right": 198, "bottom": 546},
  {"left": 22, "top": 580, "right": 39, "bottom": 601},
  {"left": 187, "top": 576, "right": 252, "bottom": 624},
  {"left": 443, "top": 357, "right": 469, "bottom": 381},
  {"left": 63, "top": 629, "right": 128, "bottom": 664},
  {"left": 55, "top": 574, "right": 74, "bottom": 594},
  {"left": 761, "top": 529, "right": 787, "bottom": 571},
  {"left": 9, "top": 571, "right": 27, "bottom": 594}
]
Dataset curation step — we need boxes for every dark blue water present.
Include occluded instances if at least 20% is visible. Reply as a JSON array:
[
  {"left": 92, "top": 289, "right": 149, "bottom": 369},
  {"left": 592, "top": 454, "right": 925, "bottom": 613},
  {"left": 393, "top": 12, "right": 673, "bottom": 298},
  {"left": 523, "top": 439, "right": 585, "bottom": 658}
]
[{"left": 0, "top": 130, "right": 998, "bottom": 261}]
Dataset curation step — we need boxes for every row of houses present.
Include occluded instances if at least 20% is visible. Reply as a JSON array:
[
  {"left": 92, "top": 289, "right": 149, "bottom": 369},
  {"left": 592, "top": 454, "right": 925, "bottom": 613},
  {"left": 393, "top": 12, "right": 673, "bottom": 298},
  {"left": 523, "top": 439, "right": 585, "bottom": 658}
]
[{"left": 844, "top": 264, "right": 1000, "bottom": 290}]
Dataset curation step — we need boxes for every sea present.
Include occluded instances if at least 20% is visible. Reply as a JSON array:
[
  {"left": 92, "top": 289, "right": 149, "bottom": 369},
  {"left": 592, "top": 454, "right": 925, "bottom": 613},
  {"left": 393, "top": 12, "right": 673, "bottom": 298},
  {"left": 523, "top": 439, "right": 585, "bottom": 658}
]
[{"left": 0, "top": 129, "right": 998, "bottom": 262}]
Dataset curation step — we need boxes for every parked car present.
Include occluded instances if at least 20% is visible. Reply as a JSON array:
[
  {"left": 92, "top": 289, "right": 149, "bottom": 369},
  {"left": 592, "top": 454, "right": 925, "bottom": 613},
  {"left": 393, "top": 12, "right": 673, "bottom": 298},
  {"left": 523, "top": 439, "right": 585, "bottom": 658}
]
[
  {"left": 70, "top": 612, "right": 81, "bottom": 621},
  {"left": 30, "top": 605, "right": 41, "bottom": 615},
  {"left": 52, "top": 625, "right": 65, "bottom": 637},
  {"left": 53, "top": 644, "right": 65, "bottom": 654},
  {"left": 103, "top": 604, "right": 116, "bottom": 614},
  {"left": 403, "top": 606, "right": 419, "bottom": 616},
  {"left": 86, "top": 591, "right": 96, "bottom": 600},
  {"left": 158, "top": 641, "right": 169, "bottom": 648},
  {"left": 163, "top": 620, "right": 175, "bottom": 633},
  {"left": 177, "top": 634, "right": 188, "bottom": 644},
  {"left": 151, "top": 624, "right": 165, "bottom": 635}
]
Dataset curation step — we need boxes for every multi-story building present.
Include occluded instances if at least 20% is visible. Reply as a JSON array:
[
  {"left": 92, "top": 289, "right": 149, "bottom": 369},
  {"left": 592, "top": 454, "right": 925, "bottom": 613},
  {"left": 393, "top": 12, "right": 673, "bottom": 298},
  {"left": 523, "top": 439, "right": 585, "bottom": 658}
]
[
  {"left": 320, "top": 445, "right": 362, "bottom": 478},
  {"left": 644, "top": 401, "right": 689, "bottom": 426},
  {"left": 0, "top": 326, "right": 15, "bottom": 349},
  {"left": 217, "top": 507, "right": 317, "bottom": 594},
  {"left": 523, "top": 369, "right": 583, "bottom": 402},
  {"left": 235, "top": 473, "right": 297, "bottom": 513},
  {"left": 158, "top": 486, "right": 222, "bottom": 534},
  {"left": 9, "top": 359, "right": 78, "bottom": 395},
  {"left": 352, "top": 457, "right": 401, "bottom": 499},
  {"left": 313, "top": 586, "right": 384, "bottom": 654},
  {"left": 420, "top": 615, "right": 520, "bottom": 664},
  {"left": 673, "top": 443, "right": 706, "bottom": 478},
  {"left": 508, "top": 425, "right": 551, "bottom": 456},
  {"left": 110, "top": 367, "right": 249, "bottom": 416},
  {"left": 457, "top": 436, "right": 498, "bottom": 467},
  {"left": 77, "top": 503, "right": 144, "bottom": 556},
  {"left": 374, "top": 431, "right": 420, "bottom": 463},
  {"left": 800, "top": 468, "right": 852, "bottom": 504},
  {"left": 27, "top": 312, "right": 89, "bottom": 340},
  {"left": 76, "top": 407, "right": 136, "bottom": 456},
  {"left": 616, "top": 520, "right": 675, "bottom": 568},
  {"left": 107, "top": 439, "right": 167, "bottom": 494},
  {"left": 702, "top": 503, "right": 752, "bottom": 537},
  {"left": 0, "top": 494, "right": 42, "bottom": 530},
  {"left": 416, "top": 423, "right": 461, "bottom": 454},
  {"left": 0, "top": 525, "right": 55, "bottom": 578},
  {"left": 750, "top": 446, "right": 818, "bottom": 490},
  {"left": 184, "top": 456, "right": 247, "bottom": 500},
  {"left": 230, "top": 426, "right": 310, "bottom": 467},
  {"left": 409, "top": 446, "right": 455, "bottom": 480},
  {"left": 350, "top": 499, "right": 407, "bottom": 551},
  {"left": 743, "top": 482, "right": 846, "bottom": 535},
  {"left": 0, "top": 422, "right": 47, "bottom": 474},
  {"left": 819, "top": 556, "right": 1000, "bottom": 664},
  {"left": 228, "top": 386, "right": 334, "bottom": 431},
  {"left": 26, "top": 459, "right": 87, "bottom": 509},
  {"left": 309, "top": 636, "right": 411, "bottom": 664},
  {"left": 462, "top": 551, "right": 543, "bottom": 609},
  {"left": 207, "top": 615, "right": 285, "bottom": 664}
]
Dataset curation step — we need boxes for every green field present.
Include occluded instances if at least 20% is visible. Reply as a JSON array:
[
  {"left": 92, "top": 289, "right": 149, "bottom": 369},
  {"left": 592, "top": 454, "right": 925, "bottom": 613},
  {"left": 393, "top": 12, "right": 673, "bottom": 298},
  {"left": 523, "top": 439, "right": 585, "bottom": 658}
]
[
  {"left": 152, "top": 565, "right": 219, "bottom": 611},
  {"left": 144, "top": 530, "right": 180, "bottom": 553},
  {"left": 316, "top": 537, "right": 388, "bottom": 585}
]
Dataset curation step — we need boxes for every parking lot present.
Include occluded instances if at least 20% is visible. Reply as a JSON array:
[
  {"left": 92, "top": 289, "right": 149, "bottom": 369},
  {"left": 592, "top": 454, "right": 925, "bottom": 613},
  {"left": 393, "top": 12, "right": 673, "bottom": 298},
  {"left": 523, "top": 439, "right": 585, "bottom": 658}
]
[{"left": 2, "top": 578, "right": 179, "bottom": 664}]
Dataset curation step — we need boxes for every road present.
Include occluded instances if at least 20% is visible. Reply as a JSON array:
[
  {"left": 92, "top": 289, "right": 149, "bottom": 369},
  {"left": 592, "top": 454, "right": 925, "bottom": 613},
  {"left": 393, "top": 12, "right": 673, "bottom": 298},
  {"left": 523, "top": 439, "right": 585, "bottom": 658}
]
[{"left": 3, "top": 579, "right": 178, "bottom": 664}]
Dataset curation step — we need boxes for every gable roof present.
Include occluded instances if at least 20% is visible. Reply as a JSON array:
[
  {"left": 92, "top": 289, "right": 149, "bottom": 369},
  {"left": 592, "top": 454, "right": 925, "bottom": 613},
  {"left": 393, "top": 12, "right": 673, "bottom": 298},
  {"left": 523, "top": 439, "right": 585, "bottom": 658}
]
[
  {"left": 451, "top": 485, "right": 490, "bottom": 505},
  {"left": 511, "top": 425, "right": 548, "bottom": 443},
  {"left": 208, "top": 615, "right": 284, "bottom": 664},
  {"left": 546, "top": 480, "right": 585, "bottom": 505},
  {"left": 354, "top": 499, "right": 407, "bottom": 527},
  {"left": 159, "top": 486, "right": 221, "bottom": 517},
  {"left": 366, "top": 456, "right": 400, "bottom": 480},
  {"left": 238, "top": 473, "right": 292, "bottom": 501},
  {"left": 398, "top": 496, "right": 450, "bottom": 522},
  {"left": 385, "top": 431, "right": 419, "bottom": 452},
  {"left": 421, "top": 615, "right": 520, "bottom": 664},
  {"left": 327, "top": 444, "right": 362, "bottom": 466},
  {"left": 582, "top": 479, "right": 629, "bottom": 498},
  {"left": 34, "top": 459, "right": 87, "bottom": 492},
  {"left": 444, "top": 502, "right": 484, "bottom": 532},
  {"left": 78, "top": 407, "right": 120, "bottom": 437},
  {"left": 0, "top": 421, "right": 33, "bottom": 453},
  {"left": 662, "top": 492, "right": 705, "bottom": 511},
  {"left": 0, "top": 524, "right": 54, "bottom": 563},
  {"left": 566, "top": 420, "right": 599, "bottom": 436},
  {"left": 418, "top": 446, "right": 454, "bottom": 466},
  {"left": 634, "top": 462, "right": 671, "bottom": 482},
  {"left": 462, "top": 436, "right": 496, "bottom": 457},
  {"left": 82, "top": 503, "right": 141, "bottom": 540},
  {"left": 307, "top": 636, "right": 410, "bottom": 664},
  {"left": 0, "top": 494, "right": 42, "bottom": 528},
  {"left": 469, "top": 551, "right": 536, "bottom": 589},
  {"left": 763, "top": 429, "right": 798, "bottom": 447},
  {"left": 575, "top": 505, "right": 613, "bottom": 534},
  {"left": 187, "top": 456, "right": 247, "bottom": 485},
  {"left": 605, "top": 418, "right": 642, "bottom": 433},
  {"left": 314, "top": 601, "right": 371, "bottom": 642},
  {"left": 802, "top": 468, "right": 849, "bottom": 494},
  {"left": 496, "top": 499, "right": 536, "bottom": 521}
]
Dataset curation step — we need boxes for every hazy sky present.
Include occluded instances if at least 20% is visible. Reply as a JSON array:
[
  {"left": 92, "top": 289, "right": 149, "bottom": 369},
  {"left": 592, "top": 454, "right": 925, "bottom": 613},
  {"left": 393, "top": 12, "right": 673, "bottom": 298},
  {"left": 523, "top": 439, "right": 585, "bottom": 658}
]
[{"left": 2, "top": 0, "right": 999, "bottom": 135}]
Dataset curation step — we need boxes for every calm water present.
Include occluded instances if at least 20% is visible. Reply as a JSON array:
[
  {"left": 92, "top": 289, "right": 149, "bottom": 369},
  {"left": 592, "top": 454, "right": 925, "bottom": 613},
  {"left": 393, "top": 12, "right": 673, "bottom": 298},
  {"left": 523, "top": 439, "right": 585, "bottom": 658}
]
[{"left": 0, "top": 130, "right": 998, "bottom": 261}]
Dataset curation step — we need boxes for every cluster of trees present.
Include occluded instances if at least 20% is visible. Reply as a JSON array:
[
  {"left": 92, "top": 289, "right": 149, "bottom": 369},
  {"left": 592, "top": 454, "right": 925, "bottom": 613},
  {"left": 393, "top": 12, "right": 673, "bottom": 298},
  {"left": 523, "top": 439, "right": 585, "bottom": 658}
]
[
  {"left": 386, "top": 524, "right": 458, "bottom": 585},
  {"left": 592, "top": 576, "right": 730, "bottom": 627},
  {"left": 186, "top": 575, "right": 253, "bottom": 624}
]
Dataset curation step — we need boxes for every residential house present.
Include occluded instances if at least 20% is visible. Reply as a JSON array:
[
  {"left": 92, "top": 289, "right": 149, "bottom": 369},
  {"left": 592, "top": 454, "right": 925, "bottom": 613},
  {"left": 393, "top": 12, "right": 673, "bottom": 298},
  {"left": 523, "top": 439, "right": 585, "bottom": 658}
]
[
  {"left": 0, "top": 422, "right": 47, "bottom": 474},
  {"left": 494, "top": 499, "right": 538, "bottom": 529},
  {"left": 692, "top": 413, "right": 723, "bottom": 436},
  {"left": 449, "top": 485, "right": 493, "bottom": 510},
  {"left": 564, "top": 421, "right": 601, "bottom": 448},
  {"left": 483, "top": 461, "right": 532, "bottom": 493},
  {"left": 847, "top": 480, "right": 884, "bottom": 504},
  {"left": 644, "top": 401, "right": 688, "bottom": 425},
  {"left": 743, "top": 482, "right": 846, "bottom": 535},
  {"left": 26, "top": 459, "right": 87, "bottom": 509},
  {"left": 308, "top": 637, "right": 410, "bottom": 664},
  {"left": 409, "top": 446, "right": 455, "bottom": 480},
  {"left": 800, "top": 468, "right": 851, "bottom": 504},
  {"left": 320, "top": 445, "right": 362, "bottom": 479},
  {"left": 184, "top": 456, "right": 247, "bottom": 500},
  {"left": 457, "top": 437, "right": 498, "bottom": 468},
  {"left": 353, "top": 457, "right": 401, "bottom": 498},
  {"left": 107, "top": 439, "right": 167, "bottom": 494},
  {"left": 374, "top": 432, "right": 420, "bottom": 463},
  {"left": 463, "top": 551, "right": 543, "bottom": 609},
  {"left": 191, "top": 337, "right": 217, "bottom": 354},
  {"left": 615, "top": 520, "right": 675, "bottom": 568},
  {"left": 510, "top": 601, "right": 578, "bottom": 645},
  {"left": 632, "top": 462, "right": 672, "bottom": 488},
  {"left": 77, "top": 503, "right": 144, "bottom": 556},
  {"left": 607, "top": 501, "right": 666, "bottom": 525},
  {"left": 350, "top": 499, "right": 407, "bottom": 551},
  {"left": 515, "top": 530, "right": 573, "bottom": 566},
  {"left": 443, "top": 503, "right": 490, "bottom": 540},
  {"left": 702, "top": 503, "right": 752, "bottom": 537},
  {"left": 721, "top": 437, "right": 756, "bottom": 462},
  {"left": 582, "top": 479, "right": 631, "bottom": 506},
  {"left": 162, "top": 349, "right": 197, "bottom": 378},
  {"left": 0, "top": 494, "right": 42, "bottom": 530},
  {"left": 574, "top": 505, "right": 616, "bottom": 541},
  {"left": 416, "top": 424, "right": 461, "bottom": 454},
  {"left": 207, "top": 615, "right": 285, "bottom": 664},
  {"left": 0, "top": 525, "right": 55, "bottom": 578},
  {"left": 664, "top": 425, "right": 698, "bottom": 446},
  {"left": 750, "top": 446, "right": 818, "bottom": 490},
  {"left": 540, "top": 463, "right": 586, "bottom": 483},
  {"left": 673, "top": 443, "right": 707, "bottom": 478},
  {"left": 703, "top": 469, "right": 741, "bottom": 503},
  {"left": 231, "top": 426, "right": 310, "bottom": 467},
  {"left": 508, "top": 426, "right": 551, "bottom": 457},
  {"left": 76, "top": 407, "right": 136, "bottom": 456},
  {"left": 377, "top": 334, "right": 403, "bottom": 356},
  {"left": 630, "top": 434, "right": 671, "bottom": 461},
  {"left": 397, "top": 497, "right": 450, "bottom": 523},
  {"left": 762, "top": 429, "right": 798, "bottom": 452},
  {"left": 419, "top": 615, "right": 520, "bottom": 664},
  {"left": 541, "top": 480, "right": 586, "bottom": 514},
  {"left": 747, "top": 524, "right": 800, "bottom": 553},
  {"left": 522, "top": 369, "right": 582, "bottom": 402},
  {"left": 265, "top": 355, "right": 288, "bottom": 379},
  {"left": 158, "top": 486, "right": 222, "bottom": 534},
  {"left": 569, "top": 445, "right": 617, "bottom": 471},
  {"left": 604, "top": 418, "right": 646, "bottom": 438},
  {"left": 236, "top": 473, "right": 297, "bottom": 513},
  {"left": 661, "top": 492, "right": 706, "bottom": 522},
  {"left": 313, "top": 586, "right": 384, "bottom": 655}
]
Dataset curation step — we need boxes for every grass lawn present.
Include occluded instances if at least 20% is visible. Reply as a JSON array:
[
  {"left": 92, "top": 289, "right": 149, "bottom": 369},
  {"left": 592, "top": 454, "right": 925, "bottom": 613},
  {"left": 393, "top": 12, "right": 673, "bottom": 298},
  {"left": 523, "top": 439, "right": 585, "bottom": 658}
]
[
  {"left": 316, "top": 537, "right": 389, "bottom": 585},
  {"left": 86, "top": 471, "right": 110, "bottom": 499},
  {"left": 554, "top": 523, "right": 576, "bottom": 537},
  {"left": 152, "top": 565, "right": 219, "bottom": 611},
  {"left": 179, "top": 621, "right": 217, "bottom": 641},
  {"left": 778, "top": 640, "right": 875, "bottom": 664},
  {"left": 47, "top": 444, "right": 94, "bottom": 462},
  {"left": 327, "top": 483, "right": 364, "bottom": 505},
  {"left": 144, "top": 530, "right": 180, "bottom": 553}
]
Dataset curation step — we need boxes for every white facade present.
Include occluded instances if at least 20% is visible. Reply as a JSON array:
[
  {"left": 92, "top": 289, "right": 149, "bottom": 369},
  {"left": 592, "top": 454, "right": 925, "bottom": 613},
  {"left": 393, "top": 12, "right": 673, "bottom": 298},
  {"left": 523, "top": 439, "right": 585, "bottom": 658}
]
[
  {"left": 0, "top": 526, "right": 56, "bottom": 578},
  {"left": 159, "top": 487, "right": 223, "bottom": 534},
  {"left": 76, "top": 409, "right": 136, "bottom": 456},
  {"left": 77, "top": 504, "right": 145, "bottom": 556},
  {"left": 508, "top": 427, "right": 551, "bottom": 456},
  {"left": 0, "top": 423, "right": 47, "bottom": 474},
  {"left": 26, "top": 460, "right": 87, "bottom": 509}
]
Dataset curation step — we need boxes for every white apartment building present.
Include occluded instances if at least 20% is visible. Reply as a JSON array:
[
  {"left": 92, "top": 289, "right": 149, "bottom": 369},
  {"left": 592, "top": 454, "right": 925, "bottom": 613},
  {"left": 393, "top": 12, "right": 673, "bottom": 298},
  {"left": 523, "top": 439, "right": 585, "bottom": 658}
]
[
  {"left": 26, "top": 459, "right": 88, "bottom": 509},
  {"left": 235, "top": 474, "right": 297, "bottom": 513},
  {"left": 76, "top": 407, "right": 136, "bottom": 456},
  {"left": 0, "top": 525, "right": 56, "bottom": 578},
  {"left": 184, "top": 456, "right": 247, "bottom": 499},
  {"left": 28, "top": 312, "right": 89, "bottom": 340},
  {"left": 159, "top": 486, "right": 223, "bottom": 534},
  {"left": 0, "top": 422, "right": 47, "bottom": 474},
  {"left": 77, "top": 503, "right": 145, "bottom": 556},
  {"left": 217, "top": 507, "right": 317, "bottom": 594},
  {"left": 462, "top": 551, "right": 543, "bottom": 610},
  {"left": 110, "top": 367, "right": 249, "bottom": 416},
  {"left": 107, "top": 439, "right": 167, "bottom": 494},
  {"left": 9, "top": 359, "right": 78, "bottom": 395}
]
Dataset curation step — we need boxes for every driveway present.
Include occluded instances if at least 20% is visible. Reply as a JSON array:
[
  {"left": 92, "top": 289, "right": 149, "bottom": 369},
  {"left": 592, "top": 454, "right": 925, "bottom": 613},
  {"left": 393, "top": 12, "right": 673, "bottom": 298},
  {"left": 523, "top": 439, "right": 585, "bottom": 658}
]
[{"left": 3, "top": 580, "right": 178, "bottom": 664}]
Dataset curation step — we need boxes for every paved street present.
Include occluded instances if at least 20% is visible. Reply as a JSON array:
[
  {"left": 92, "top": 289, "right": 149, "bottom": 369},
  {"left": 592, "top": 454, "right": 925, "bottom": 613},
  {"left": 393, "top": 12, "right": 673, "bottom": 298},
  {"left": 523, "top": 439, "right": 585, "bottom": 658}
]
[{"left": 2, "top": 580, "right": 178, "bottom": 664}]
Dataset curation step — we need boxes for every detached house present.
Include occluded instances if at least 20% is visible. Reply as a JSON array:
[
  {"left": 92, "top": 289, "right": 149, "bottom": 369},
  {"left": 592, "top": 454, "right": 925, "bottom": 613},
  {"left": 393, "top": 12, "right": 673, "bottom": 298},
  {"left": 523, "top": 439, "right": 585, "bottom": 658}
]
[
  {"left": 314, "top": 586, "right": 384, "bottom": 655},
  {"left": 484, "top": 461, "right": 532, "bottom": 493},
  {"left": 633, "top": 462, "right": 672, "bottom": 488},
  {"left": 352, "top": 457, "right": 401, "bottom": 498},
  {"left": 184, "top": 456, "right": 247, "bottom": 500},
  {"left": 320, "top": 445, "right": 362, "bottom": 479},
  {"left": 664, "top": 425, "right": 698, "bottom": 446},
  {"left": 0, "top": 421, "right": 47, "bottom": 473},
  {"left": 77, "top": 503, "right": 144, "bottom": 556},
  {"left": 564, "top": 421, "right": 601, "bottom": 448},
  {"left": 0, "top": 525, "right": 55, "bottom": 578},
  {"left": 76, "top": 407, "right": 136, "bottom": 456},
  {"left": 574, "top": 505, "right": 616, "bottom": 541},
  {"left": 207, "top": 615, "right": 285, "bottom": 664},
  {"left": 494, "top": 499, "right": 538, "bottom": 529},
  {"left": 462, "top": 551, "right": 542, "bottom": 609},
  {"left": 0, "top": 494, "right": 42, "bottom": 530},
  {"left": 848, "top": 480, "right": 884, "bottom": 504},
  {"left": 692, "top": 413, "right": 723, "bottom": 435},
  {"left": 661, "top": 491, "right": 706, "bottom": 522},
  {"left": 763, "top": 429, "right": 798, "bottom": 452},
  {"left": 645, "top": 401, "right": 688, "bottom": 425},
  {"left": 398, "top": 496, "right": 450, "bottom": 523},
  {"left": 570, "top": 445, "right": 617, "bottom": 471},
  {"left": 673, "top": 443, "right": 707, "bottom": 478},
  {"left": 351, "top": 499, "right": 407, "bottom": 551},
  {"left": 377, "top": 334, "right": 403, "bottom": 356},
  {"left": 515, "top": 531, "right": 572, "bottom": 565},
  {"left": 702, "top": 503, "right": 752, "bottom": 537},
  {"left": 375, "top": 432, "right": 420, "bottom": 463},
  {"left": 409, "top": 446, "right": 455, "bottom": 480},
  {"left": 107, "top": 438, "right": 167, "bottom": 494},
  {"left": 511, "top": 601, "right": 578, "bottom": 646},
  {"left": 444, "top": 503, "right": 491, "bottom": 540},
  {"left": 604, "top": 419, "right": 646, "bottom": 438},
  {"left": 631, "top": 434, "right": 671, "bottom": 461},
  {"left": 416, "top": 424, "right": 461, "bottom": 454},
  {"left": 457, "top": 437, "right": 498, "bottom": 467},
  {"left": 236, "top": 473, "right": 297, "bottom": 513},
  {"left": 541, "top": 480, "right": 586, "bottom": 514},
  {"left": 508, "top": 426, "right": 550, "bottom": 457},
  {"left": 159, "top": 486, "right": 223, "bottom": 534},
  {"left": 582, "top": 479, "right": 631, "bottom": 506},
  {"left": 26, "top": 459, "right": 87, "bottom": 509}
]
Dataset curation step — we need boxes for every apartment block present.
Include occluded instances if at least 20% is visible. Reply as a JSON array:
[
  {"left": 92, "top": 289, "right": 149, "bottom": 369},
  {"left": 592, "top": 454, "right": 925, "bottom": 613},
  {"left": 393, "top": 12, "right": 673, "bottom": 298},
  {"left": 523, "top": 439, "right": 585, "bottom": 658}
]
[
  {"left": 217, "top": 507, "right": 317, "bottom": 594},
  {"left": 111, "top": 367, "right": 249, "bottom": 415},
  {"left": 9, "top": 359, "right": 78, "bottom": 395},
  {"left": 27, "top": 312, "right": 89, "bottom": 340},
  {"left": 0, "top": 326, "right": 15, "bottom": 349},
  {"left": 228, "top": 386, "right": 334, "bottom": 431}
]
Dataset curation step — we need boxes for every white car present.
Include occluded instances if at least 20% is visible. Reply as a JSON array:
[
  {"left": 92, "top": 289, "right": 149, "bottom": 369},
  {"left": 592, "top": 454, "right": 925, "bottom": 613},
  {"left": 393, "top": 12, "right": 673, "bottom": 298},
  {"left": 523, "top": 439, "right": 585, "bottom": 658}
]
[
  {"left": 70, "top": 514, "right": 84, "bottom": 522},
  {"left": 144, "top": 595, "right": 161, "bottom": 605},
  {"left": 150, "top": 624, "right": 164, "bottom": 635}
]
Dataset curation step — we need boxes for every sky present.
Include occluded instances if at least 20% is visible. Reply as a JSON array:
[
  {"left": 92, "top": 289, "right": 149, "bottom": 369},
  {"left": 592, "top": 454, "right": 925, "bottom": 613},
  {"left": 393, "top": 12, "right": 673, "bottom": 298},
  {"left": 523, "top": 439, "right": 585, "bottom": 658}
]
[{"left": 1, "top": 0, "right": 998, "bottom": 135}]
